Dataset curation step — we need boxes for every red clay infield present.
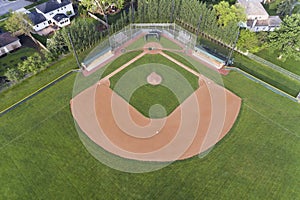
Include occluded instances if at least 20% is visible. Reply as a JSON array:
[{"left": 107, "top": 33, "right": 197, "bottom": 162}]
[{"left": 71, "top": 76, "right": 241, "bottom": 162}]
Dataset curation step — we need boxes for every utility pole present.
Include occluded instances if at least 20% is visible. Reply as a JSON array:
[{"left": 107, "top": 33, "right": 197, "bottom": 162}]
[
  {"left": 67, "top": 32, "right": 81, "bottom": 70},
  {"left": 131, "top": 0, "right": 135, "bottom": 23},
  {"left": 142, "top": 0, "right": 145, "bottom": 23},
  {"left": 170, "top": 0, "right": 175, "bottom": 22},
  {"left": 226, "top": 26, "right": 240, "bottom": 66},
  {"left": 196, "top": 14, "right": 202, "bottom": 38}
]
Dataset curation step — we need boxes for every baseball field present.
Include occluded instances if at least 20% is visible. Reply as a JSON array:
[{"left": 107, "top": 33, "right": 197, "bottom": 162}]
[{"left": 0, "top": 35, "right": 299, "bottom": 199}]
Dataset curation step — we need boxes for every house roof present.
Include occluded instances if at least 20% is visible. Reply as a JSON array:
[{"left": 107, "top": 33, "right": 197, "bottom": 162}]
[
  {"left": 53, "top": 13, "right": 68, "bottom": 22},
  {"left": 0, "top": 32, "right": 19, "bottom": 47},
  {"left": 36, "top": 0, "right": 71, "bottom": 14},
  {"left": 269, "top": 16, "right": 282, "bottom": 27},
  {"left": 247, "top": 16, "right": 282, "bottom": 27},
  {"left": 238, "top": 0, "right": 269, "bottom": 18},
  {"left": 27, "top": 11, "right": 47, "bottom": 25}
]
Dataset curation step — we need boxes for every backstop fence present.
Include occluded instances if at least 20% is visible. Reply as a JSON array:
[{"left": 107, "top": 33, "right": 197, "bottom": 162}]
[{"left": 82, "top": 23, "right": 197, "bottom": 70}]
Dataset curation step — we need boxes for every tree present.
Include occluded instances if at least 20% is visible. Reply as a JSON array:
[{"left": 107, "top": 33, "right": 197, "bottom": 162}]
[
  {"left": 4, "top": 68, "right": 22, "bottom": 82},
  {"left": 80, "top": 0, "right": 124, "bottom": 15},
  {"left": 5, "top": 12, "right": 32, "bottom": 36},
  {"left": 237, "top": 29, "right": 260, "bottom": 52},
  {"left": 18, "top": 53, "right": 43, "bottom": 75},
  {"left": 277, "top": 0, "right": 299, "bottom": 16},
  {"left": 5, "top": 11, "right": 38, "bottom": 44},
  {"left": 80, "top": 0, "right": 124, "bottom": 27},
  {"left": 213, "top": 1, "right": 246, "bottom": 27},
  {"left": 268, "top": 14, "right": 300, "bottom": 61}
]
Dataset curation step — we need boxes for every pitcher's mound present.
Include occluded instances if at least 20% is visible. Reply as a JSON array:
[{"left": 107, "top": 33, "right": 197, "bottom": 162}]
[{"left": 147, "top": 72, "right": 162, "bottom": 85}]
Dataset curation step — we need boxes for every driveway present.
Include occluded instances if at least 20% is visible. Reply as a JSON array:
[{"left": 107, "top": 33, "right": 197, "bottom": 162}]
[{"left": 0, "top": 0, "right": 32, "bottom": 16}]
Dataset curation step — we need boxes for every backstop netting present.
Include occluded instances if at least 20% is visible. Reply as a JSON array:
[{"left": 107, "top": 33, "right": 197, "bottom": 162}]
[
  {"left": 130, "top": 23, "right": 197, "bottom": 50},
  {"left": 108, "top": 23, "right": 197, "bottom": 51},
  {"left": 82, "top": 23, "right": 197, "bottom": 71}
]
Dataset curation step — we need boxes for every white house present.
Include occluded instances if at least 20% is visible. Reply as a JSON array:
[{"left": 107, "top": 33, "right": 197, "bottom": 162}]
[
  {"left": 27, "top": 0, "right": 74, "bottom": 32},
  {"left": 238, "top": 0, "right": 282, "bottom": 32},
  {"left": 27, "top": 11, "right": 49, "bottom": 32},
  {"left": 0, "top": 32, "right": 22, "bottom": 56}
]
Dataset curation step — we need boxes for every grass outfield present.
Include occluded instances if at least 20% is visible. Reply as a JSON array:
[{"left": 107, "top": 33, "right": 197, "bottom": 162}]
[
  {"left": 108, "top": 53, "right": 199, "bottom": 118},
  {"left": 0, "top": 44, "right": 98, "bottom": 111},
  {"left": 0, "top": 65, "right": 299, "bottom": 199}
]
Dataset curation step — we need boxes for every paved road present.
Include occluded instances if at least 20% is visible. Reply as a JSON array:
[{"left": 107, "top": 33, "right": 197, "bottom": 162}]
[{"left": 0, "top": 0, "right": 32, "bottom": 16}]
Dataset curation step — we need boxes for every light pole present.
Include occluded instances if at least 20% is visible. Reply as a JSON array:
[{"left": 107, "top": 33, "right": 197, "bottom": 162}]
[
  {"left": 67, "top": 32, "right": 81, "bottom": 70},
  {"left": 226, "top": 24, "right": 241, "bottom": 66},
  {"left": 170, "top": 0, "right": 175, "bottom": 22}
]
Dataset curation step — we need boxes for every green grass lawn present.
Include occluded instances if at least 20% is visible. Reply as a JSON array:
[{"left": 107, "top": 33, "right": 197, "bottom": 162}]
[
  {"left": 108, "top": 53, "right": 199, "bottom": 118},
  {"left": 256, "top": 47, "right": 300, "bottom": 76},
  {"left": 0, "top": 47, "right": 37, "bottom": 76},
  {"left": 0, "top": 60, "right": 299, "bottom": 199}
]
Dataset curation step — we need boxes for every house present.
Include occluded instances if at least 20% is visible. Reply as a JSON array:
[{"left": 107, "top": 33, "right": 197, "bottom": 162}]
[
  {"left": 28, "top": 11, "right": 49, "bottom": 32},
  {"left": 0, "top": 32, "right": 22, "bottom": 56},
  {"left": 238, "top": 0, "right": 282, "bottom": 32},
  {"left": 27, "top": 0, "right": 75, "bottom": 33}
]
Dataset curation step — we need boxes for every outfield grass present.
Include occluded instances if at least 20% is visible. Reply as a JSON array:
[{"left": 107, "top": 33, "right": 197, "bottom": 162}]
[
  {"left": 0, "top": 62, "right": 299, "bottom": 199},
  {"left": 0, "top": 54, "right": 77, "bottom": 111},
  {"left": 0, "top": 47, "right": 37, "bottom": 76},
  {"left": 108, "top": 53, "right": 199, "bottom": 118}
]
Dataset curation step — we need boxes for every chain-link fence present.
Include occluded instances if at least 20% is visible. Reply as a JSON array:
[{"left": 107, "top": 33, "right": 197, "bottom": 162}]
[
  {"left": 83, "top": 23, "right": 197, "bottom": 70},
  {"left": 227, "top": 67, "right": 299, "bottom": 103},
  {"left": 247, "top": 53, "right": 300, "bottom": 82}
]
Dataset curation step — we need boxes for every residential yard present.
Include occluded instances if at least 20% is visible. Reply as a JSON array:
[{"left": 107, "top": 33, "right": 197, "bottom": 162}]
[
  {"left": 0, "top": 20, "right": 7, "bottom": 31},
  {"left": 0, "top": 58, "right": 299, "bottom": 199},
  {"left": 0, "top": 47, "right": 37, "bottom": 76}
]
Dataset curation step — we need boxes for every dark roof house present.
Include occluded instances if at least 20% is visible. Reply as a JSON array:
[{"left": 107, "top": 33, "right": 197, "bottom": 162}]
[
  {"left": 36, "top": 0, "right": 71, "bottom": 14},
  {"left": 27, "top": 0, "right": 75, "bottom": 34},
  {"left": 27, "top": 11, "right": 47, "bottom": 25},
  {"left": 53, "top": 13, "right": 68, "bottom": 22},
  {"left": 0, "top": 32, "right": 22, "bottom": 56},
  {"left": 0, "top": 32, "right": 20, "bottom": 47}
]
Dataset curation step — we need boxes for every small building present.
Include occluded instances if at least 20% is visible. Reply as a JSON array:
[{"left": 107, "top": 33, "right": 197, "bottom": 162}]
[
  {"left": 0, "top": 32, "right": 22, "bottom": 56},
  {"left": 27, "top": 0, "right": 75, "bottom": 33},
  {"left": 238, "top": 0, "right": 282, "bottom": 32}
]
